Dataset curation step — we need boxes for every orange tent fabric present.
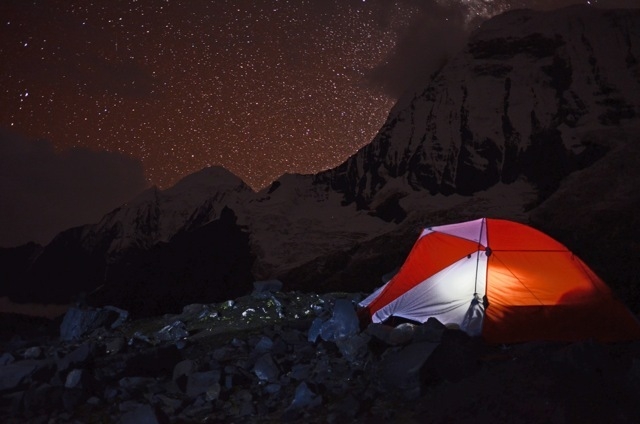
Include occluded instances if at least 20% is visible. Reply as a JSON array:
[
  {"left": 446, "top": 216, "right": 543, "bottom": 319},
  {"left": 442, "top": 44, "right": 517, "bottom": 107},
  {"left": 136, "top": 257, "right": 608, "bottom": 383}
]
[{"left": 360, "top": 218, "right": 640, "bottom": 343}]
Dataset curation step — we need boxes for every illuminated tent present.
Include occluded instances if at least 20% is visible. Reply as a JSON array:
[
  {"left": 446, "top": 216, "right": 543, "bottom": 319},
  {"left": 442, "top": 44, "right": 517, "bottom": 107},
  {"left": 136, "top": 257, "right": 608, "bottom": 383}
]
[{"left": 359, "top": 218, "right": 640, "bottom": 343}]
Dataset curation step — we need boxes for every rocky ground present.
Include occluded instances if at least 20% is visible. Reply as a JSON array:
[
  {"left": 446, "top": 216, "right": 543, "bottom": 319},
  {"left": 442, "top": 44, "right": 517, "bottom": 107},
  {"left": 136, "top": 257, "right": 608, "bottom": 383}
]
[{"left": 2, "top": 282, "right": 640, "bottom": 423}]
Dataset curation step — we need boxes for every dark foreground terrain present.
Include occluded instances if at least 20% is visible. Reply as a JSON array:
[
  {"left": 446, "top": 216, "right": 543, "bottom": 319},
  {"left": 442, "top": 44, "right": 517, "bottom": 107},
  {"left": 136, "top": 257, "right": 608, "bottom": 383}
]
[{"left": 2, "top": 285, "right": 640, "bottom": 423}]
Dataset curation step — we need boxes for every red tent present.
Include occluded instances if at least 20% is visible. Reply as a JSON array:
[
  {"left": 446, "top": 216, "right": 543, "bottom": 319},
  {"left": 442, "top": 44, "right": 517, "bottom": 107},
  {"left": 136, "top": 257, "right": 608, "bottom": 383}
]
[{"left": 359, "top": 218, "right": 640, "bottom": 343}]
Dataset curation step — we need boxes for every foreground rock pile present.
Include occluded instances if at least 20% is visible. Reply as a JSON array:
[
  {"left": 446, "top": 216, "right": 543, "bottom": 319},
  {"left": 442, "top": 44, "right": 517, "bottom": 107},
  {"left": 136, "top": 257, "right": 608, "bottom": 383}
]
[{"left": 2, "top": 283, "right": 640, "bottom": 423}]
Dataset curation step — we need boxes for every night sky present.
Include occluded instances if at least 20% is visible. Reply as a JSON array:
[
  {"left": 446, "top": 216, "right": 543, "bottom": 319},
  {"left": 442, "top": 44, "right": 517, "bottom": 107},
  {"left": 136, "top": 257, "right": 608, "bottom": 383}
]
[{"left": 0, "top": 0, "right": 636, "bottom": 247}]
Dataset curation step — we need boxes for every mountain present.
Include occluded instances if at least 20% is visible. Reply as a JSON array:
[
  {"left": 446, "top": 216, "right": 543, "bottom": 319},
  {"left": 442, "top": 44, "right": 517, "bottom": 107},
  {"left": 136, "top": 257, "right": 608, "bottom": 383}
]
[
  {"left": 2, "top": 5, "right": 640, "bottom": 315},
  {"left": 316, "top": 5, "right": 639, "bottom": 203}
]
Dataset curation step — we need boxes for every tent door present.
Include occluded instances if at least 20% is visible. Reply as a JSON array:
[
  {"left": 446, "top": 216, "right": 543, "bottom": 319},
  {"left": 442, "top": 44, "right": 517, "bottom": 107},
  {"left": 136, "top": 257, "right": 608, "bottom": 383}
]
[{"left": 461, "top": 293, "right": 485, "bottom": 337}]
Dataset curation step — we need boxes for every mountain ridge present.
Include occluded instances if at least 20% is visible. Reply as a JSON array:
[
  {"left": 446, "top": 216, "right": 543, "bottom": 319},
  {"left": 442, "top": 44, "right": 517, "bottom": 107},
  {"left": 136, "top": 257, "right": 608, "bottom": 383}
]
[{"left": 2, "top": 5, "right": 640, "bottom": 315}]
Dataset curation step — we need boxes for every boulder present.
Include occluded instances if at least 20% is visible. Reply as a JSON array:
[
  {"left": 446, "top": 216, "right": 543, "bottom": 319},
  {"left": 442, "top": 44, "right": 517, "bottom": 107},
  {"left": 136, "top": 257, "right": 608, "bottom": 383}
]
[
  {"left": 185, "top": 370, "right": 221, "bottom": 398},
  {"left": 172, "top": 359, "right": 195, "bottom": 383},
  {"left": 367, "top": 322, "right": 416, "bottom": 346},
  {"left": 0, "top": 361, "right": 40, "bottom": 391},
  {"left": 421, "top": 329, "right": 481, "bottom": 384},
  {"left": 120, "top": 403, "right": 167, "bottom": 424},
  {"left": 319, "top": 299, "right": 359, "bottom": 342},
  {"left": 56, "top": 343, "right": 94, "bottom": 372},
  {"left": 253, "top": 353, "right": 279, "bottom": 382},
  {"left": 64, "top": 368, "right": 92, "bottom": 389},
  {"left": 283, "top": 382, "right": 322, "bottom": 420},
  {"left": 252, "top": 280, "right": 283, "bottom": 296},
  {"left": 0, "top": 353, "right": 15, "bottom": 366},
  {"left": 412, "top": 317, "right": 446, "bottom": 343},
  {"left": 379, "top": 341, "right": 440, "bottom": 399},
  {"left": 22, "top": 383, "right": 63, "bottom": 416},
  {"left": 155, "top": 320, "right": 189, "bottom": 342},
  {"left": 59, "top": 307, "right": 123, "bottom": 341},
  {"left": 22, "top": 346, "right": 43, "bottom": 360}
]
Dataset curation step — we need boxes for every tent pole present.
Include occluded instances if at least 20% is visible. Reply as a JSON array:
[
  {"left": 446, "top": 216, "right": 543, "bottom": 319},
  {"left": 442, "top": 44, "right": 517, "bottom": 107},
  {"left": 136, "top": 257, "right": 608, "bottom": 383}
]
[{"left": 473, "top": 218, "right": 485, "bottom": 294}]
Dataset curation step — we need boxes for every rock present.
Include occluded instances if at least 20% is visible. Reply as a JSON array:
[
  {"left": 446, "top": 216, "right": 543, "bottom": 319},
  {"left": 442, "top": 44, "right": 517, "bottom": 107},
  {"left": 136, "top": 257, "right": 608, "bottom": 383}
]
[
  {"left": 268, "top": 294, "right": 285, "bottom": 318},
  {"left": 128, "top": 331, "right": 153, "bottom": 346},
  {"left": 181, "top": 399, "right": 215, "bottom": 419},
  {"left": 11, "top": 290, "right": 640, "bottom": 423},
  {"left": 0, "top": 390, "right": 24, "bottom": 417},
  {"left": 23, "top": 346, "right": 43, "bottom": 360},
  {"left": 104, "top": 305, "right": 129, "bottom": 329},
  {"left": 389, "top": 323, "right": 416, "bottom": 345},
  {"left": 412, "top": 317, "right": 446, "bottom": 343},
  {"left": 252, "top": 279, "right": 283, "bottom": 296},
  {"left": 123, "top": 345, "right": 181, "bottom": 377},
  {"left": 289, "top": 364, "right": 311, "bottom": 381},
  {"left": 104, "top": 336, "right": 126, "bottom": 354},
  {"left": 24, "top": 359, "right": 56, "bottom": 383},
  {"left": 366, "top": 323, "right": 395, "bottom": 344},
  {"left": 86, "top": 396, "right": 101, "bottom": 406},
  {"left": 119, "top": 376, "right": 160, "bottom": 396},
  {"left": 64, "top": 369, "right": 95, "bottom": 391},
  {"left": 0, "top": 361, "right": 40, "bottom": 391},
  {"left": 210, "top": 345, "right": 238, "bottom": 363},
  {"left": 103, "top": 386, "right": 121, "bottom": 401},
  {"left": 421, "top": 329, "right": 481, "bottom": 384},
  {"left": 205, "top": 383, "right": 221, "bottom": 401},
  {"left": 0, "top": 352, "right": 15, "bottom": 366},
  {"left": 308, "top": 317, "right": 324, "bottom": 343},
  {"left": 172, "top": 359, "right": 195, "bottom": 384},
  {"left": 153, "top": 393, "right": 184, "bottom": 415},
  {"left": 379, "top": 341, "right": 440, "bottom": 399},
  {"left": 22, "top": 383, "right": 63, "bottom": 416},
  {"left": 64, "top": 369, "right": 84, "bottom": 389},
  {"left": 231, "top": 389, "right": 255, "bottom": 417},
  {"left": 57, "top": 343, "right": 94, "bottom": 372},
  {"left": 271, "top": 337, "right": 287, "bottom": 356},
  {"left": 241, "top": 308, "right": 256, "bottom": 317},
  {"left": 186, "top": 370, "right": 221, "bottom": 398},
  {"left": 264, "top": 383, "right": 281, "bottom": 394},
  {"left": 181, "top": 304, "right": 219, "bottom": 320},
  {"left": 155, "top": 320, "right": 189, "bottom": 342},
  {"left": 320, "top": 299, "right": 359, "bottom": 342},
  {"left": 367, "top": 322, "right": 416, "bottom": 346},
  {"left": 61, "top": 388, "right": 86, "bottom": 412},
  {"left": 119, "top": 403, "right": 167, "bottom": 424},
  {"left": 231, "top": 337, "right": 247, "bottom": 349},
  {"left": 280, "top": 328, "right": 305, "bottom": 346},
  {"left": 224, "top": 373, "right": 233, "bottom": 390},
  {"left": 327, "top": 394, "right": 360, "bottom": 424},
  {"left": 284, "top": 382, "right": 321, "bottom": 418},
  {"left": 181, "top": 303, "right": 206, "bottom": 315},
  {"left": 335, "top": 333, "right": 370, "bottom": 362},
  {"left": 252, "top": 336, "right": 274, "bottom": 355},
  {"left": 59, "top": 307, "right": 122, "bottom": 341},
  {"left": 253, "top": 353, "right": 279, "bottom": 382}
]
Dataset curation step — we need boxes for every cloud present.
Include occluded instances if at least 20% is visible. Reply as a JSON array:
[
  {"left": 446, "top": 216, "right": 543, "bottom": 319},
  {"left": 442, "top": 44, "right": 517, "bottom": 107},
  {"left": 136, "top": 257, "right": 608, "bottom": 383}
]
[
  {"left": 364, "top": 0, "right": 640, "bottom": 98},
  {"left": 0, "top": 130, "right": 150, "bottom": 247},
  {"left": 364, "top": 0, "right": 507, "bottom": 98}
]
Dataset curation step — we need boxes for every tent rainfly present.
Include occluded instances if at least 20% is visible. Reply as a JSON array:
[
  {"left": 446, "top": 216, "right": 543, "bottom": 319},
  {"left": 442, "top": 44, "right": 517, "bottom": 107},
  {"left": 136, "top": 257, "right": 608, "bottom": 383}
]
[{"left": 359, "top": 218, "right": 640, "bottom": 343}]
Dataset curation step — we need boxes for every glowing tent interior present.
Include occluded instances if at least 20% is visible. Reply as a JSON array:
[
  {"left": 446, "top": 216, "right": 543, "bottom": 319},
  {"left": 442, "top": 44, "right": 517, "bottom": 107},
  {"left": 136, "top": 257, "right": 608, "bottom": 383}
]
[{"left": 359, "top": 218, "right": 640, "bottom": 343}]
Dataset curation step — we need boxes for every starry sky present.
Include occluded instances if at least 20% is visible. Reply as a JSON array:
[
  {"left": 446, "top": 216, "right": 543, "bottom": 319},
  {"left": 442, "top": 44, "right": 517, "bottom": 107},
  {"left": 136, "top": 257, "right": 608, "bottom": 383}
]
[
  {"left": 0, "top": 0, "right": 636, "bottom": 247},
  {"left": 1, "top": 0, "right": 413, "bottom": 191}
]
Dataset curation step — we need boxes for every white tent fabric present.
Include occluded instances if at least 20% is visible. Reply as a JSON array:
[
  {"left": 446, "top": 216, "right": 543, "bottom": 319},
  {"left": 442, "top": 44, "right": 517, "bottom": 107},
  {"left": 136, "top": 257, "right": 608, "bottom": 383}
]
[
  {"left": 422, "top": 218, "right": 487, "bottom": 246},
  {"left": 371, "top": 251, "right": 488, "bottom": 325},
  {"left": 359, "top": 281, "right": 389, "bottom": 308}
]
